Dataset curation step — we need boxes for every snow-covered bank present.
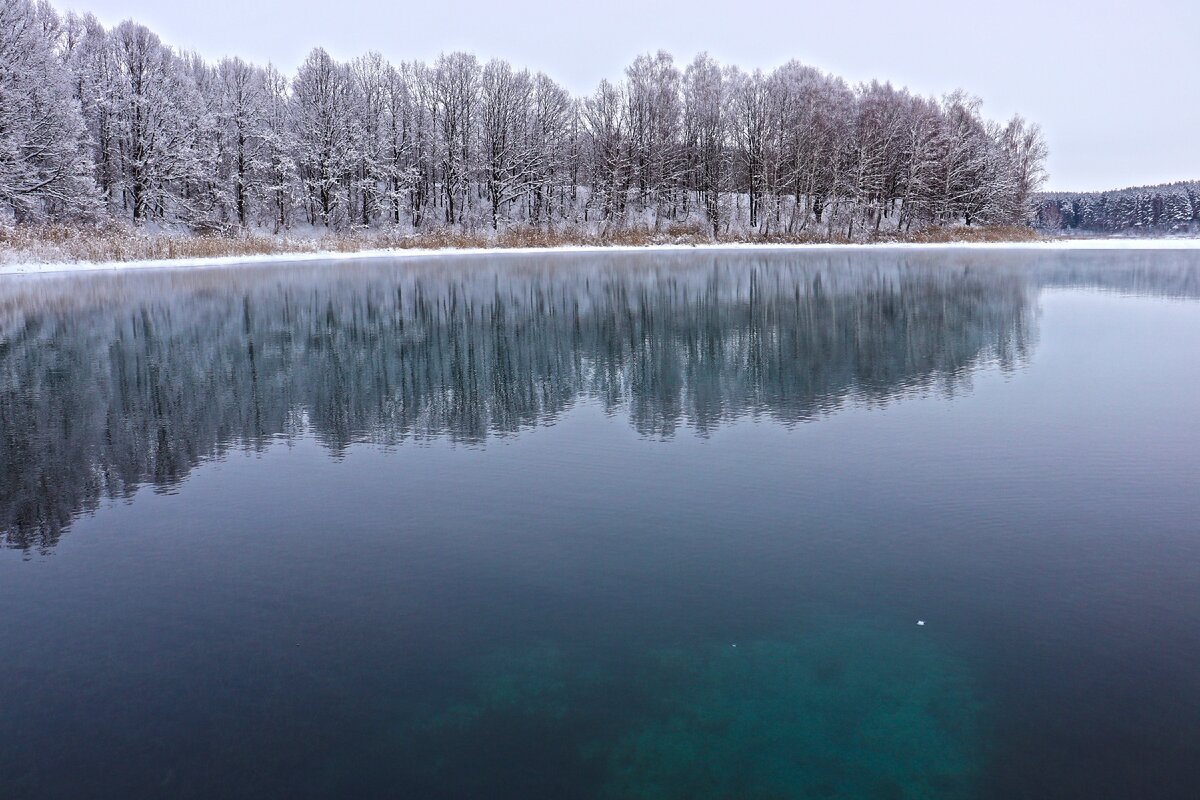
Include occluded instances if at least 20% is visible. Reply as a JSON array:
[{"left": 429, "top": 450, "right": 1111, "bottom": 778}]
[{"left": 2, "top": 238, "right": 1199, "bottom": 276}]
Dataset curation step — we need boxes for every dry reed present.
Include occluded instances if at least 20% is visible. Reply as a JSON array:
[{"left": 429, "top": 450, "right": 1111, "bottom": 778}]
[{"left": 0, "top": 222, "right": 1045, "bottom": 266}]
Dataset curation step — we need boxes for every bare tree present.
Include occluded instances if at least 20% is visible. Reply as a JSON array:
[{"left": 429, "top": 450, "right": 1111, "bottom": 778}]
[
  {"left": 0, "top": 0, "right": 97, "bottom": 221},
  {"left": 7, "top": 11, "right": 1049, "bottom": 239}
]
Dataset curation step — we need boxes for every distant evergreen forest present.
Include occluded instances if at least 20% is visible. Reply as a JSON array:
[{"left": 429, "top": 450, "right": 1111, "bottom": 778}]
[{"left": 1035, "top": 181, "right": 1200, "bottom": 234}]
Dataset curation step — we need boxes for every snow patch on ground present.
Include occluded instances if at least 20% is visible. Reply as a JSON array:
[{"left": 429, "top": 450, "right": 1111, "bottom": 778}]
[{"left": 2, "top": 238, "right": 1199, "bottom": 276}]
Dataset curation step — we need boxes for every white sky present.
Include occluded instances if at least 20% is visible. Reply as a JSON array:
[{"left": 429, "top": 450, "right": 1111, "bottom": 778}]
[{"left": 62, "top": 0, "right": 1199, "bottom": 192}]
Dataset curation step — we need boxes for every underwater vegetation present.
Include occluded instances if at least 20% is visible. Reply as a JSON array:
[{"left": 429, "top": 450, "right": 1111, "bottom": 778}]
[
  {"left": 429, "top": 644, "right": 608, "bottom": 728},
  {"left": 396, "top": 644, "right": 614, "bottom": 797},
  {"left": 602, "top": 625, "right": 981, "bottom": 799},
  {"left": 398, "top": 618, "right": 982, "bottom": 799}
]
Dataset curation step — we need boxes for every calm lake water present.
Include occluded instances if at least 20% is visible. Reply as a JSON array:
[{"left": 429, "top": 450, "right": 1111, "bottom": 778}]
[{"left": 1, "top": 249, "right": 1198, "bottom": 799}]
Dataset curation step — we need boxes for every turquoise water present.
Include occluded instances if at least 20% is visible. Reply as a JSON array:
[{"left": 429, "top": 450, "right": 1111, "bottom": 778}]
[
  {"left": 392, "top": 618, "right": 979, "bottom": 799},
  {"left": 1, "top": 249, "right": 1198, "bottom": 798}
]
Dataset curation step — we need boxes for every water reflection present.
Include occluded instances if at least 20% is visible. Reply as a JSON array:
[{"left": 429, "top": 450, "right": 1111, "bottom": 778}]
[{"left": 1, "top": 249, "right": 1195, "bottom": 550}]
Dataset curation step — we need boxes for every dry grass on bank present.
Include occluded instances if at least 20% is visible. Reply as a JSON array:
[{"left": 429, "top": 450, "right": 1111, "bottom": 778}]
[
  {"left": 0, "top": 222, "right": 1045, "bottom": 266},
  {"left": 882, "top": 224, "right": 1043, "bottom": 244}
]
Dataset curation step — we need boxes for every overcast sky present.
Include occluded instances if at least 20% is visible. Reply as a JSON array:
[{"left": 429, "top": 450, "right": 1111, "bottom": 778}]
[{"left": 63, "top": 0, "right": 1199, "bottom": 192}]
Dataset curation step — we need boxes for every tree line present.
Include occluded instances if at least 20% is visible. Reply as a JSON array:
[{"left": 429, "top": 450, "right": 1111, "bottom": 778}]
[
  {"left": 1034, "top": 180, "right": 1200, "bottom": 234},
  {"left": 1, "top": 0, "right": 1048, "bottom": 239}
]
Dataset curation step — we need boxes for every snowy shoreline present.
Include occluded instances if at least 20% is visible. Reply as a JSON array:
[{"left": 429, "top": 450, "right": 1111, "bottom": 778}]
[{"left": 2, "top": 238, "right": 1199, "bottom": 276}]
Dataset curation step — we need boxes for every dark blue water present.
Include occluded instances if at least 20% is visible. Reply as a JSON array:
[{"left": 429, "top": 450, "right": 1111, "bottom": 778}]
[{"left": 1, "top": 249, "right": 1198, "bottom": 799}]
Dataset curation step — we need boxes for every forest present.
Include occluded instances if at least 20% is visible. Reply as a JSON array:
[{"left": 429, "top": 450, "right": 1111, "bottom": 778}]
[
  {"left": 1034, "top": 181, "right": 1200, "bottom": 235},
  {"left": 0, "top": 0, "right": 1049, "bottom": 246}
]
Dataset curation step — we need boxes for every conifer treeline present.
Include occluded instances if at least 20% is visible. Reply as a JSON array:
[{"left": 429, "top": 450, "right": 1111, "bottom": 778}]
[{"left": 1035, "top": 181, "right": 1200, "bottom": 234}]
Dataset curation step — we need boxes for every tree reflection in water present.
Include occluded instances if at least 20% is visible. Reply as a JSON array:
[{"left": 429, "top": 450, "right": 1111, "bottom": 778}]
[{"left": 3, "top": 248, "right": 1193, "bottom": 551}]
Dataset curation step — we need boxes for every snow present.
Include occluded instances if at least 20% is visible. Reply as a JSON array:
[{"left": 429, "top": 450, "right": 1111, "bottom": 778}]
[{"left": 3, "top": 238, "right": 1199, "bottom": 277}]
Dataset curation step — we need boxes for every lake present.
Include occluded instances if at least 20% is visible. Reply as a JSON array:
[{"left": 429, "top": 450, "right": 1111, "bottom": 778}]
[{"left": 1, "top": 248, "right": 1198, "bottom": 799}]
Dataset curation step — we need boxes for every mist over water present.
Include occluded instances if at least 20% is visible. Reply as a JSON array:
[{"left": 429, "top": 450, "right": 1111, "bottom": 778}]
[{"left": 1, "top": 249, "right": 1198, "bottom": 799}]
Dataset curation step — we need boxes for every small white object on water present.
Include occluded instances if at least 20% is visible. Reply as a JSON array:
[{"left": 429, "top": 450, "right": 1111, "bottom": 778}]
[
  {"left": 917, "top": 620, "right": 926, "bottom": 626},
  {"left": 732, "top": 644, "right": 737, "bottom": 647}
]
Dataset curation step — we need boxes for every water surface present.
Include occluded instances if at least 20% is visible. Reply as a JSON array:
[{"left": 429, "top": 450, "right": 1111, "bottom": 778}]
[{"left": 1, "top": 249, "right": 1198, "bottom": 799}]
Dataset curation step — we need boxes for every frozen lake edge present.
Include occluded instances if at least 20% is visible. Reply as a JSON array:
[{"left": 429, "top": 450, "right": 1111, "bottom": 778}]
[{"left": 3, "top": 237, "right": 1200, "bottom": 276}]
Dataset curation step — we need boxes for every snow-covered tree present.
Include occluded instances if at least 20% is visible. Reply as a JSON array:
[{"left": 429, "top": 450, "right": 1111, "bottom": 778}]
[
  {"left": 581, "top": 79, "right": 632, "bottom": 224},
  {"left": 1036, "top": 180, "right": 1199, "bottom": 234},
  {"left": 683, "top": 53, "right": 727, "bottom": 236},
  {"left": 214, "top": 57, "right": 268, "bottom": 226},
  {"left": 479, "top": 59, "right": 532, "bottom": 229},
  {"left": 291, "top": 47, "right": 355, "bottom": 226},
  {"left": 3, "top": 6, "right": 1052, "bottom": 238},
  {"left": 430, "top": 52, "right": 479, "bottom": 226},
  {"left": 625, "top": 51, "right": 683, "bottom": 225},
  {"left": 0, "top": 0, "right": 97, "bottom": 221}
]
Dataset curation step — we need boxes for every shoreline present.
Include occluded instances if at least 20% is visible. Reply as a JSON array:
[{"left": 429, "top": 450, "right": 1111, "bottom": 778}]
[{"left": 3, "top": 237, "right": 1199, "bottom": 276}]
